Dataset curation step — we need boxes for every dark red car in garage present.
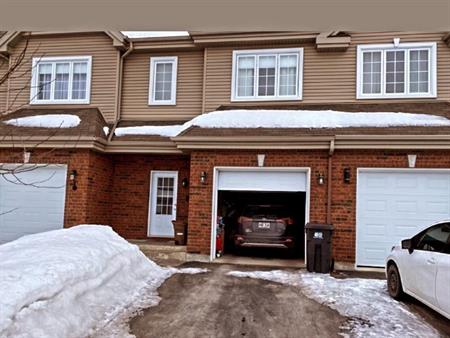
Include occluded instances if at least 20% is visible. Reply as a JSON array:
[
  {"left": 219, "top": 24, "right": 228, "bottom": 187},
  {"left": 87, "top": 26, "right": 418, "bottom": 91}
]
[{"left": 234, "top": 205, "right": 296, "bottom": 249}]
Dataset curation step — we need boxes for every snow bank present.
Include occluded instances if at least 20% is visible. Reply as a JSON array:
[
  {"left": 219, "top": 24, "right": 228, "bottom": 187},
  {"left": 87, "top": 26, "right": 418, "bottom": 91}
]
[
  {"left": 114, "top": 109, "right": 450, "bottom": 137},
  {"left": 3, "top": 114, "right": 81, "bottom": 128},
  {"left": 227, "top": 270, "right": 439, "bottom": 338},
  {"left": 0, "top": 225, "right": 206, "bottom": 338}
]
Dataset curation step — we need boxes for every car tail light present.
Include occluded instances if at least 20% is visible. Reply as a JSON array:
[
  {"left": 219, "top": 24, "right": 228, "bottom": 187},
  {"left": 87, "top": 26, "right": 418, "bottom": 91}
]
[
  {"left": 238, "top": 216, "right": 253, "bottom": 232},
  {"left": 276, "top": 217, "right": 294, "bottom": 225}
]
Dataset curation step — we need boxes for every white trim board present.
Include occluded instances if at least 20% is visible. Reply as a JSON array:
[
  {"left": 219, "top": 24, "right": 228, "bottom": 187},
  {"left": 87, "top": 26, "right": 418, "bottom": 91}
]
[
  {"left": 210, "top": 166, "right": 311, "bottom": 262},
  {"left": 148, "top": 56, "right": 178, "bottom": 106},
  {"left": 30, "top": 56, "right": 92, "bottom": 105},
  {"left": 231, "top": 47, "right": 303, "bottom": 102},
  {"left": 356, "top": 42, "right": 437, "bottom": 100}
]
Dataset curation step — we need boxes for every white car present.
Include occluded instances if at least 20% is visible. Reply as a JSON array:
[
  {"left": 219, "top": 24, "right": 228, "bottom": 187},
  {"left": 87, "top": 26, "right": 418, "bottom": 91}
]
[{"left": 386, "top": 221, "right": 450, "bottom": 319}]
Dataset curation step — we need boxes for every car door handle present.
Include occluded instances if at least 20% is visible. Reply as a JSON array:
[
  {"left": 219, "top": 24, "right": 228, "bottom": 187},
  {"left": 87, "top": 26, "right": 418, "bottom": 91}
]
[{"left": 427, "top": 258, "right": 436, "bottom": 264}]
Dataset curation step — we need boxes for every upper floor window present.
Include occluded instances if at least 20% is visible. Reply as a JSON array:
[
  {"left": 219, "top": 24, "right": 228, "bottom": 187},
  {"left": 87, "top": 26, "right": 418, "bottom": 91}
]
[
  {"left": 231, "top": 48, "right": 303, "bottom": 101},
  {"left": 30, "top": 56, "right": 92, "bottom": 104},
  {"left": 357, "top": 42, "right": 437, "bottom": 99},
  {"left": 149, "top": 56, "right": 178, "bottom": 105}
]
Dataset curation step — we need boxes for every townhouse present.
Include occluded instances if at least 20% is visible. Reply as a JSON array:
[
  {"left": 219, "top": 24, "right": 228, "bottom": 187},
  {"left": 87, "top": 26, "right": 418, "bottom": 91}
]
[{"left": 1, "top": 31, "right": 450, "bottom": 269}]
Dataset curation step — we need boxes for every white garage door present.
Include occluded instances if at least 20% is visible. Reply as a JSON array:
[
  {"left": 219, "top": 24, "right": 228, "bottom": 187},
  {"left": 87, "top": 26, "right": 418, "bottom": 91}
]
[
  {"left": 356, "top": 169, "right": 450, "bottom": 267},
  {"left": 0, "top": 165, "right": 67, "bottom": 243},
  {"left": 217, "top": 170, "right": 307, "bottom": 192}
]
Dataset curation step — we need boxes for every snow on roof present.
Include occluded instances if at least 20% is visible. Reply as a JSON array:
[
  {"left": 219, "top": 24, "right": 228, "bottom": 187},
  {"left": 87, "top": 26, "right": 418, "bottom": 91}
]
[
  {"left": 0, "top": 225, "right": 206, "bottom": 338},
  {"left": 114, "top": 124, "right": 184, "bottom": 138},
  {"left": 3, "top": 114, "right": 81, "bottom": 128},
  {"left": 114, "top": 109, "right": 450, "bottom": 138},
  {"left": 121, "top": 31, "right": 189, "bottom": 39}
]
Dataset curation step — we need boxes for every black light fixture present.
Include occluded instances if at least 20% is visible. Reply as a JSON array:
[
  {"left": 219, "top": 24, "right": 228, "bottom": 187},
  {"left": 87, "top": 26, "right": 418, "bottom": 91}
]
[
  {"left": 343, "top": 168, "right": 351, "bottom": 184},
  {"left": 181, "top": 178, "right": 189, "bottom": 188},
  {"left": 317, "top": 172, "right": 325, "bottom": 185},
  {"left": 69, "top": 170, "right": 78, "bottom": 190},
  {"left": 200, "top": 171, "right": 207, "bottom": 184}
]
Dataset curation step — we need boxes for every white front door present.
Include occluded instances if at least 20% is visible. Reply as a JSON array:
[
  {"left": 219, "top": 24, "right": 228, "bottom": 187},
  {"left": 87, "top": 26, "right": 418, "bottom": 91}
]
[
  {"left": 148, "top": 171, "right": 178, "bottom": 237},
  {"left": 356, "top": 169, "right": 450, "bottom": 267}
]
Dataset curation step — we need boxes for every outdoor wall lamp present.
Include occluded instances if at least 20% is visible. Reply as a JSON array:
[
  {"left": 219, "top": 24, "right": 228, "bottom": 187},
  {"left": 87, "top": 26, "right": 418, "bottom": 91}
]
[
  {"left": 343, "top": 168, "right": 351, "bottom": 184},
  {"left": 317, "top": 172, "right": 325, "bottom": 185},
  {"left": 182, "top": 178, "right": 189, "bottom": 188},
  {"left": 69, "top": 170, "right": 78, "bottom": 191},
  {"left": 200, "top": 171, "right": 207, "bottom": 185}
]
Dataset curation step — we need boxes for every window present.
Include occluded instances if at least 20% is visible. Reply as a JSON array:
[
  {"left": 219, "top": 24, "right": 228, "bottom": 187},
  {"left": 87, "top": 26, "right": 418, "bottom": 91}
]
[
  {"left": 31, "top": 56, "right": 92, "bottom": 104},
  {"left": 156, "top": 177, "right": 175, "bottom": 215},
  {"left": 357, "top": 42, "right": 436, "bottom": 99},
  {"left": 232, "top": 48, "right": 303, "bottom": 101},
  {"left": 415, "top": 223, "right": 450, "bottom": 254},
  {"left": 149, "top": 56, "right": 178, "bottom": 105}
]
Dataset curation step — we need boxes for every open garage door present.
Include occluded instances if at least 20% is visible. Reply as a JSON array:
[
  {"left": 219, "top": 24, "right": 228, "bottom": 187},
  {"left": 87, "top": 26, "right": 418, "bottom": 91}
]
[
  {"left": 0, "top": 165, "right": 67, "bottom": 243},
  {"left": 213, "top": 168, "right": 310, "bottom": 261},
  {"left": 356, "top": 169, "right": 450, "bottom": 267}
]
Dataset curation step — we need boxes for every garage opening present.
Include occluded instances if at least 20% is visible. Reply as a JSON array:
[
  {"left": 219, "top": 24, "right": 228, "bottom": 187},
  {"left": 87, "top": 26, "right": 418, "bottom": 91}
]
[{"left": 212, "top": 168, "right": 309, "bottom": 263}]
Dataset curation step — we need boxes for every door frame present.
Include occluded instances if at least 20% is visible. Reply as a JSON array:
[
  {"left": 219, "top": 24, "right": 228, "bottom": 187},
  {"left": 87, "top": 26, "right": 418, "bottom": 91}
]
[
  {"left": 147, "top": 170, "right": 179, "bottom": 238},
  {"left": 355, "top": 167, "right": 450, "bottom": 269},
  {"left": 210, "top": 166, "right": 311, "bottom": 262}
]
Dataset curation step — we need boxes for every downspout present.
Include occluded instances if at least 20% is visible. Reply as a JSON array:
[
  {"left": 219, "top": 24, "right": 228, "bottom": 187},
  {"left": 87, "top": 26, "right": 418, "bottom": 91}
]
[
  {"left": 326, "top": 138, "right": 335, "bottom": 225},
  {"left": 108, "top": 40, "right": 134, "bottom": 142}
]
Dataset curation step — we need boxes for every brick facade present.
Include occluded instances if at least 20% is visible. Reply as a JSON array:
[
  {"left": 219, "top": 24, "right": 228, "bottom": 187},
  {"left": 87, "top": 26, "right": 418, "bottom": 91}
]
[
  {"left": 110, "top": 154, "right": 190, "bottom": 239},
  {"left": 186, "top": 149, "right": 450, "bottom": 264},
  {"left": 3, "top": 147, "right": 450, "bottom": 265}
]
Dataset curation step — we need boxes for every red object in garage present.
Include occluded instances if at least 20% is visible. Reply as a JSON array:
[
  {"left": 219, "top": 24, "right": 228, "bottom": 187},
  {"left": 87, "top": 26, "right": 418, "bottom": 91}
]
[{"left": 216, "top": 217, "right": 225, "bottom": 257}]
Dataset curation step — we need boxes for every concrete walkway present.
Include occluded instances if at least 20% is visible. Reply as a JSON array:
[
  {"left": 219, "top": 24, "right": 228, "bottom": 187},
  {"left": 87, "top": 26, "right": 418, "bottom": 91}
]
[{"left": 130, "top": 264, "right": 347, "bottom": 338}]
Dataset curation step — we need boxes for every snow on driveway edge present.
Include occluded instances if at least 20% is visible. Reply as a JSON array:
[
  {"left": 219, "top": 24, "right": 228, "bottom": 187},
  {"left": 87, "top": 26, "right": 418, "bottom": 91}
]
[
  {"left": 0, "top": 225, "right": 207, "bottom": 338},
  {"left": 227, "top": 270, "right": 440, "bottom": 338}
]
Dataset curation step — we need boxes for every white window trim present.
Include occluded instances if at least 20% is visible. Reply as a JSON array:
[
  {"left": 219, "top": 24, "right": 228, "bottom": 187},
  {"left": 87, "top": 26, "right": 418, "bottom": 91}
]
[
  {"left": 148, "top": 56, "right": 178, "bottom": 105},
  {"left": 356, "top": 42, "right": 437, "bottom": 99},
  {"left": 30, "top": 56, "right": 92, "bottom": 105},
  {"left": 231, "top": 48, "right": 303, "bottom": 102}
]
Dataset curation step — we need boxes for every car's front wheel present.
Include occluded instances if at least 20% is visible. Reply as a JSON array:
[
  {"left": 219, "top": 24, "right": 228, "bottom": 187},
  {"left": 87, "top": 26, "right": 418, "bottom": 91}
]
[{"left": 387, "top": 263, "right": 404, "bottom": 299}]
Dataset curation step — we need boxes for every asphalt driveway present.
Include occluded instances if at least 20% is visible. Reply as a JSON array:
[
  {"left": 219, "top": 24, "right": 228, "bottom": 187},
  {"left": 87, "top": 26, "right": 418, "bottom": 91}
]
[{"left": 130, "top": 264, "right": 347, "bottom": 338}]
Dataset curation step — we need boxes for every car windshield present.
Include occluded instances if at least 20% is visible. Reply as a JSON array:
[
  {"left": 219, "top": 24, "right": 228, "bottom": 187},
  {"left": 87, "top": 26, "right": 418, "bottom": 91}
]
[{"left": 242, "top": 205, "right": 288, "bottom": 218}]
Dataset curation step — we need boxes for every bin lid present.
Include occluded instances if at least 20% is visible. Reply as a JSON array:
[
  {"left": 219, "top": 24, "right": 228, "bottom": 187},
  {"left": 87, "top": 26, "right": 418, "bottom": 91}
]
[{"left": 305, "top": 223, "right": 333, "bottom": 230}]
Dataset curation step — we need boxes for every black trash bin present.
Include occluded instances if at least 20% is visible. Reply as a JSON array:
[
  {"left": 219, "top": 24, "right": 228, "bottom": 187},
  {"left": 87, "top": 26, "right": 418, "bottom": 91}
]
[{"left": 305, "top": 223, "right": 333, "bottom": 273}]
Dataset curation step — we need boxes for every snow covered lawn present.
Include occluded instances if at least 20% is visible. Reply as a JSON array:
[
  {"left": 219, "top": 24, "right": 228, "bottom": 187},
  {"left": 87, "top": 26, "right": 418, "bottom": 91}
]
[
  {"left": 0, "top": 225, "right": 206, "bottom": 338},
  {"left": 227, "top": 270, "right": 440, "bottom": 338}
]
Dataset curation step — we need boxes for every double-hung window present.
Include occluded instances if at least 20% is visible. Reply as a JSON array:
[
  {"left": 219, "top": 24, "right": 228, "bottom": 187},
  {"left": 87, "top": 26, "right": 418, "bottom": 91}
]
[
  {"left": 232, "top": 48, "right": 303, "bottom": 101},
  {"left": 31, "top": 56, "right": 92, "bottom": 104},
  {"left": 357, "top": 42, "right": 436, "bottom": 99},
  {"left": 149, "top": 56, "right": 178, "bottom": 105}
]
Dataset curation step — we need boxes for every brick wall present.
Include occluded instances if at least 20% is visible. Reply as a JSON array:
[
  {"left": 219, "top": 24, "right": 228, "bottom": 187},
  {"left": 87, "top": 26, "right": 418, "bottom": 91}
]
[
  {"left": 110, "top": 154, "right": 190, "bottom": 239},
  {"left": 187, "top": 149, "right": 450, "bottom": 264},
  {"left": 187, "top": 150, "right": 329, "bottom": 254}
]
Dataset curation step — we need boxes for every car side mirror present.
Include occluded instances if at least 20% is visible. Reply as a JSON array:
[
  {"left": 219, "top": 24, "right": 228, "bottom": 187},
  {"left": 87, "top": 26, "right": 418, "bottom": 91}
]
[{"left": 401, "top": 239, "right": 414, "bottom": 254}]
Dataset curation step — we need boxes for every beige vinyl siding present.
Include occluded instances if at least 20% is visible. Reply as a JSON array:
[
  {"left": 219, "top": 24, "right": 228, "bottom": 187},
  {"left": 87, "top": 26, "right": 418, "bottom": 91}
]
[
  {"left": 0, "top": 60, "right": 7, "bottom": 113},
  {"left": 120, "top": 51, "right": 203, "bottom": 121},
  {"left": 6, "top": 33, "right": 118, "bottom": 122},
  {"left": 204, "top": 32, "right": 450, "bottom": 112}
]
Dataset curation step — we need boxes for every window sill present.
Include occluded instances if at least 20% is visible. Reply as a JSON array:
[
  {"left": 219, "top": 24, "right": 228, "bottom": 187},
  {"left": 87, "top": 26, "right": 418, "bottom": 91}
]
[
  {"left": 30, "top": 100, "right": 90, "bottom": 105},
  {"left": 230, "top": 96, "right": 302, "bottom": 103},
  {"left": 148, "top": 101, "right": 177, "bottom": 106},
  {"left": 356, "top": 93, "right": 437, "bottom": 100}
]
